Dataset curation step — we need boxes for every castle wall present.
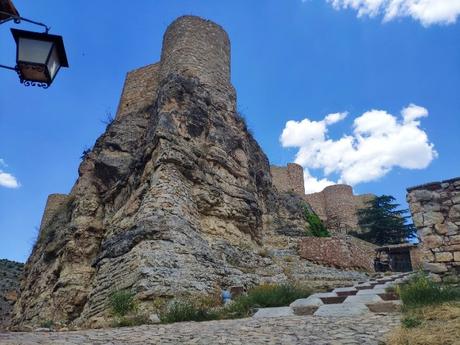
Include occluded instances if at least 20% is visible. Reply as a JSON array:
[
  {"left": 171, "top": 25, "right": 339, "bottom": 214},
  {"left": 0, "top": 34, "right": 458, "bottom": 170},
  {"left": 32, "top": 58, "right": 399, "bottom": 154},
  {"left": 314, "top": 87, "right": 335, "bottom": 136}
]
[
  {"left": 303, "top": 191, "right": 327, "bottom": 221},
  {"left": 407, "top": 177, "right": 460, "bottom": 281},
  {"left": 115, "top": 63, "right": 160, "bottom": 120},
  {"left": 117, "top": 16, "right": 235, "bottom": 122},
  {"left": 270, "top": 164, "right": 374, "bottom": 235},
  {"left": 323, "top": 185, "right": 358, "bottom": 233},
  {"left": 39, "top": 194, "right": 70, "bottom": 231},
  {"left": 270, "top": 163, "right": 305, "bottom": 196},
  {"left": 299, "top": 236, "right": 376, "bottom": 272},
  {"left": 304, "top": 185, "right": 372, "bottom": 234}
]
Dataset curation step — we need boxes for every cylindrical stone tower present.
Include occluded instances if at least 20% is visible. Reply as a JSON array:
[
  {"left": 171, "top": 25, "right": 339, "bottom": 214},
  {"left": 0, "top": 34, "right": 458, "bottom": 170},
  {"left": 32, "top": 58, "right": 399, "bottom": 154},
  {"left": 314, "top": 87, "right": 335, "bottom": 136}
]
[
  {"left": 160, "top": 16, "right": 231, "bottom": 90},
  {"left": 323, "top": 184, "right": 358, "bottom": 234}
]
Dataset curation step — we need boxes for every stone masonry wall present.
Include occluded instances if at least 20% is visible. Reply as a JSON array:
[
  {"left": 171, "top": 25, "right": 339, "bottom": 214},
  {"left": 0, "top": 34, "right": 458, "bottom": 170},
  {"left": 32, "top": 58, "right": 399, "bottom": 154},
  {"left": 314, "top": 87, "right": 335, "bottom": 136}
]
[
  {"left": 304, "top": 185, "right": 374, "bottom": 235},
  {"left": 299, "top": 236, "right": 376, "bottom": 272},
  {"left": 39, "top": 194, "right": 71, "bottom": 231},
  {"left": 407, "top": 177, "right": 460, "bottom": 281},
  {"left": 270, "top": 163, "right": 305, "bottom": 196},
  {"left": 160, "top": 16, "right": 235, "bottom": 101},
  {"left": 115, "top": 63, "right": 160, "bottom": 120}
]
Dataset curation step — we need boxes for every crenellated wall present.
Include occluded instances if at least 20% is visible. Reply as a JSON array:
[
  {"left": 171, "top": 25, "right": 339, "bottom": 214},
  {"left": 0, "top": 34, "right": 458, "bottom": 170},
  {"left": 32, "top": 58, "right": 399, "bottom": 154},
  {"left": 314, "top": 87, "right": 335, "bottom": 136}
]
[{"left": 407, "top": 177, "right": 460, "bottom": 281}]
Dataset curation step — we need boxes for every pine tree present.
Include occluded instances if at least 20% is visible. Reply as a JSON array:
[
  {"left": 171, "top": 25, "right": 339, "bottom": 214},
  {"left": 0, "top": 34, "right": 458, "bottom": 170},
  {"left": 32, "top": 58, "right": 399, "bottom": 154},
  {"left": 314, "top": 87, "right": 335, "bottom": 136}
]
[{"left": 351, "top": 195, "right": 417, "bottom": 245}]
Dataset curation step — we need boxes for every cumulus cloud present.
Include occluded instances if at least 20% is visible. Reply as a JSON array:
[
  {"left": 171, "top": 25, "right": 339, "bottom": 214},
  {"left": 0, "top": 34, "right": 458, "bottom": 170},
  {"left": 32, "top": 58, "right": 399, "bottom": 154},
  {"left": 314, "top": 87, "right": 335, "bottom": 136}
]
[
  {"left": 326, "top": 0, "right": 460, "bottom": 26},
  {"left": 280, "top": 104, "right": 437, "bottom": 193},
  {"left": 0, "top": 159, "right": 20, "bottom": 188}
]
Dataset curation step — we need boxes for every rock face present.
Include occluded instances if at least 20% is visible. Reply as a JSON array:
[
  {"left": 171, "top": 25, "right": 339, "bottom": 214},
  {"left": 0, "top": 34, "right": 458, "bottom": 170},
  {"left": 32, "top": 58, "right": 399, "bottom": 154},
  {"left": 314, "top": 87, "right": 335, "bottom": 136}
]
[
  {"left": 12, "top": 16, "right": 367, "bottom": 329},
  {"left": 0, "top": 259, "right": 23, "bottom": 330},
  {"left": 407, "top": 177, "right": 460, "bottom": 282}
]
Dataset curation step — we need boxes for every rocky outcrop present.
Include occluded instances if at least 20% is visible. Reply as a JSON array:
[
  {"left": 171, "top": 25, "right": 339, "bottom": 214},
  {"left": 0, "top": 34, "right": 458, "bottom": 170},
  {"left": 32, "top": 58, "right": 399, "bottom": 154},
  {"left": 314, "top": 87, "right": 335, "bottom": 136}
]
[
  {"left": 12, "top": 16, "right": 367, "bottom": 329},
  {"left": 407, "top": 177, "right": 460, "bottom": 282},
  {"left": 0, "top": 259, "right": 23, "bottom": 330}
]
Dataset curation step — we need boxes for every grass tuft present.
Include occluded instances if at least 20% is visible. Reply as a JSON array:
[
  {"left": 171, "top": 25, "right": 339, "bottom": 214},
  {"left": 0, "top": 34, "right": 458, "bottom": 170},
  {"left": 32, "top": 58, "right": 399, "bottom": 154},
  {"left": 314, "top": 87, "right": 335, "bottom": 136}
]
[
  {"left": 387, "top": 302, "right": 460, "bottom": 345},
  {"left": 110, "top": 290, "right": 136, "bottom": 317},
  {"left": 160, "top": 299, "right": 219, "bottom": 324},
  {"left": 398, "top": 273, "right": 460, "bottom": 309},
  {"left": 159, "top": 283, "right": 312, "bottom": 323},
  {"left": 387, "top": 273, "right": 460, "bottom": 345}
]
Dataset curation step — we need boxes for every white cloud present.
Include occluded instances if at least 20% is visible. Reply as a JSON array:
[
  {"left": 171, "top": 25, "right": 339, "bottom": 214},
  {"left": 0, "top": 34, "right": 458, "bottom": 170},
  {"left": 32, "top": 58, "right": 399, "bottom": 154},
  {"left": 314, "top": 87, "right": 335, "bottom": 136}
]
[
  {"left": 326, "top": 0, "right": 460, "bottom": 26},
  {"left": 0, "top": 159, "right": 20, "bottom": 188},
  {"left": 280, "top": 104, "right": 437, "bottom": 193},
  {"left": 303, "top": 169, "right": 336, "bottom": 193}
]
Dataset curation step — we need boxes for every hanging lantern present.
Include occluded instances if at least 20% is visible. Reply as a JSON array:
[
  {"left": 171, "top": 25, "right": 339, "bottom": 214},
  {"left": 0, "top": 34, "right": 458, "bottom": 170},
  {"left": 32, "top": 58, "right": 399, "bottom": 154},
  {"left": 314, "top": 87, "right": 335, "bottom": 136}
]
[{"left": 11, "top": 28, "right": 69, "bottom": 88}]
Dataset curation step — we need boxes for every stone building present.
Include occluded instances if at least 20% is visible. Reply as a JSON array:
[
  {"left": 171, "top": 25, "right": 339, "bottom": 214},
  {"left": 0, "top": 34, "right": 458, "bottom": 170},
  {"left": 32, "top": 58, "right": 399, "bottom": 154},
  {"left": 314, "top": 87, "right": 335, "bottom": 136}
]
[
  {"left": 407, "top": 177, "right": 460, "bottom": 281},
  {"left": 270, "top": 163, "right": 374, "bottom": 234}
]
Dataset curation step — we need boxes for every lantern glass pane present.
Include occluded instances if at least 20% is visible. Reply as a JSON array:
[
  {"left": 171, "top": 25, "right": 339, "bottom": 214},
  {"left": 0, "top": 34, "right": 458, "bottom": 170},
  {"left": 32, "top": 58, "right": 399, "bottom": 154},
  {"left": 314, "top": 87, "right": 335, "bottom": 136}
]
[
  {"left": 47, "top": 45, "right": 61, "bottom": 80},
  {"left": 17, "top": 38, "right": 52, "bottom": 64}
]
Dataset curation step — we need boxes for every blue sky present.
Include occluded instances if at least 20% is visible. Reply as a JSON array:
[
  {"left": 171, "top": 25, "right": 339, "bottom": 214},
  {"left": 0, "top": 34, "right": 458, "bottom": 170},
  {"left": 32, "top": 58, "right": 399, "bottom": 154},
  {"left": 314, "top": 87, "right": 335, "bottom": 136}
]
[{"left": 1, "top": 0, "right": 459, "bottom": 262}]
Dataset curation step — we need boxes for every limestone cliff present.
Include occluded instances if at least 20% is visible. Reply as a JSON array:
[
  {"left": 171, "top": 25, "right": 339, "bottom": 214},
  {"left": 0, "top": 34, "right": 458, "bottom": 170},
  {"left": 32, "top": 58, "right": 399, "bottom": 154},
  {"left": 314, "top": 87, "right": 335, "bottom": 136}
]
[
  {"left": 12, "top": 16, "right": 366, "bottom": 329},
  {"left": 0, "top": 259, "right": 23, "bottom": 330}
]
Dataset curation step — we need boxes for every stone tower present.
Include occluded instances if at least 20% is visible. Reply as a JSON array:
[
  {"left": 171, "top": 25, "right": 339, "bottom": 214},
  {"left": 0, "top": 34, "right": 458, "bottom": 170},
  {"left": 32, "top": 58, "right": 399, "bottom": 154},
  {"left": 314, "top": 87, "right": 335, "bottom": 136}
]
[{"left": 12, "top": 16, "right": 365, "bottom": 329}]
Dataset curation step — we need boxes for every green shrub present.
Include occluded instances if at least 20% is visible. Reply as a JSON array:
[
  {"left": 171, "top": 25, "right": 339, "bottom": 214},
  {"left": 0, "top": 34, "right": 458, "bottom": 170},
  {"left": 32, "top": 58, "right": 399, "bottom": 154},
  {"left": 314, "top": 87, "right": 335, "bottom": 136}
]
[
  {"left": 221, "top": 283, "right": 312, "bottom": 319},
  {"left": 110, "top": 290, "right": 136, "bottom": 317},
  {"left": 160, "top": 299, "right": 219, "bottom": 323},
  {"left": 39, "top": 320, "right": 54, "bottom": 329},
  {"left": 401, "top": 315, "right": 422, "bottom": 328},
  {"left": 303, "top": 206, "right": 330, "bottom": 237},
  {"left": 159, "top": 283, "right": 312, "bottom": 323},
  {"left": 244, "top": 283, "right": 311, "bottom": 308},
  {"left": 399, "top": 273, "right": 460, "bottom": 309}
]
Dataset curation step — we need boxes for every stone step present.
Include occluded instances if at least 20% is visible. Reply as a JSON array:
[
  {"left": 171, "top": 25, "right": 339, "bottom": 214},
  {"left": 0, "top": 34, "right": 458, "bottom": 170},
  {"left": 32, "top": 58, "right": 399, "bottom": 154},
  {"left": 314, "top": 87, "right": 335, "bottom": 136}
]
[
  {"left": 366, "top": 300, "right": 402, "bottom": 313},
  {"left": 344, "top": 294, "right": 383, "bottom": 304},
  {"left": 290, "top": 296, "right": 323, "bottom": 315},
  {"left": 253, "top": 307, "right": 294, "bottom": 318},
  {"left": 356, "top": 288, "right": 386, "bottom": 295},
  {"left": 314, "top": 303, "right": 370, "bottom": 317}
]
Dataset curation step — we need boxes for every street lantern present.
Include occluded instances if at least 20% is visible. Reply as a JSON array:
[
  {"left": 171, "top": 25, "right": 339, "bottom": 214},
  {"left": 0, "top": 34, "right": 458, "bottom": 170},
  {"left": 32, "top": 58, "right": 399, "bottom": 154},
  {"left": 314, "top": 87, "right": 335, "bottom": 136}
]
[
  {"left": 0, "top": 0, "right": 69, "bottom": 88},
  {"left": 11, "top": 28, "right": 69, "bottom": 87}
]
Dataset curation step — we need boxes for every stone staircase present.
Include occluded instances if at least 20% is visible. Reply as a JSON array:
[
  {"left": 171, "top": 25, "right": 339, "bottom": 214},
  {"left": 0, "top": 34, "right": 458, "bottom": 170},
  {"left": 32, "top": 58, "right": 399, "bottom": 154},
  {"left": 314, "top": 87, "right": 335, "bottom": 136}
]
[{"left": 253, "top": 272, "right": 412, "bottom": 318}]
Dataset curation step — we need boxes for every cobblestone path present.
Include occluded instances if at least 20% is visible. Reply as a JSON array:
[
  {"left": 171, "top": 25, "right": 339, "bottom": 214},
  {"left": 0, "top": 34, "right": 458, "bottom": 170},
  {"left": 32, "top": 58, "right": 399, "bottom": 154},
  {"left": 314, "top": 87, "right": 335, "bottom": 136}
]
[{"left": 0, "top": 313, "right": 399, "bottom": 345}]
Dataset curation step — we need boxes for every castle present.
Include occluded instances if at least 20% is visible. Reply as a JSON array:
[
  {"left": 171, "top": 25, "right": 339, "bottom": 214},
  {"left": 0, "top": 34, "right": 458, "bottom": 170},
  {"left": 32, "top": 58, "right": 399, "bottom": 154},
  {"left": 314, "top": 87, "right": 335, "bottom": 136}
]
[
  {"left": 11, "top": 16, "right": 368, "bottom": 329},
  {"left": 270, "top": 163, "right": 374, "bottom": 234}
]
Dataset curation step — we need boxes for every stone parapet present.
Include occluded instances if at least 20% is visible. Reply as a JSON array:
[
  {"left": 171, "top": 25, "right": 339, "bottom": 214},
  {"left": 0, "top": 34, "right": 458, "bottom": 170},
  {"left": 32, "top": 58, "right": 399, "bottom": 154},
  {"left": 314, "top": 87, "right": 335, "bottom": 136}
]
[{"left": 407, "top": 177, "right": 460, "bottom": 281}]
